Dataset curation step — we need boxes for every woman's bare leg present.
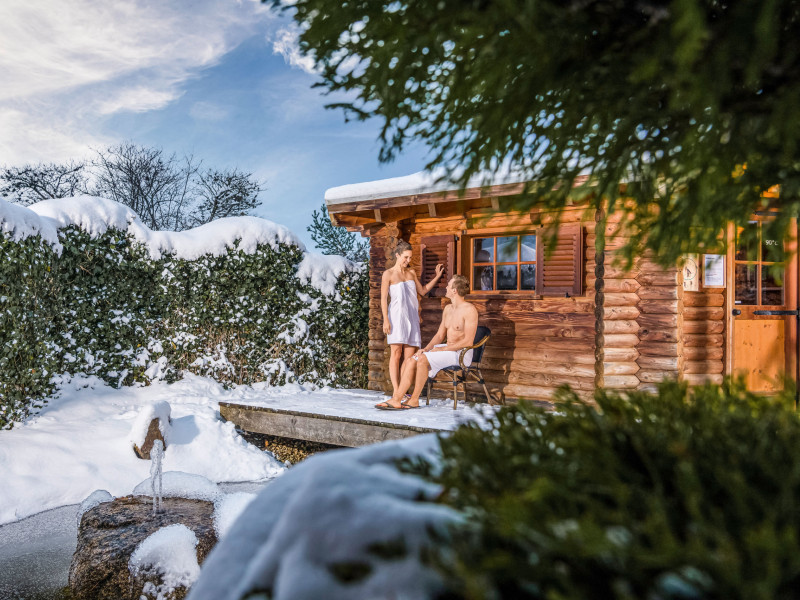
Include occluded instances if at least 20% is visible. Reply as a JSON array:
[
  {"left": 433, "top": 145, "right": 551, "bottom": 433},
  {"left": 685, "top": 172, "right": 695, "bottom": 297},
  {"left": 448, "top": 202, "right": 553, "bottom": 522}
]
[{"left": 388, "top": 344, "right": 403, "bottom": 393}]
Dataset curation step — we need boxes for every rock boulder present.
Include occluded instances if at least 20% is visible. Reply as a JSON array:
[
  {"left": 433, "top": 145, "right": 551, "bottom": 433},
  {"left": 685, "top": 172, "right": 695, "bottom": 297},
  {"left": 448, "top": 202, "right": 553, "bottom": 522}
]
[{"left": 69, "top": 496, "right": 216, "bottom": 600}]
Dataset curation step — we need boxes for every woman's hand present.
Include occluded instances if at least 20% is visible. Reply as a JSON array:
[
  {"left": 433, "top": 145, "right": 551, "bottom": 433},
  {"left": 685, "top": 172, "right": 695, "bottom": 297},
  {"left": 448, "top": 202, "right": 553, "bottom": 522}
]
[
  {"left": 383, "top": 320, "right": 391, "bottom": 335},
  {"left": 434, "top": 263, "right": 445, "bottom": 279}
]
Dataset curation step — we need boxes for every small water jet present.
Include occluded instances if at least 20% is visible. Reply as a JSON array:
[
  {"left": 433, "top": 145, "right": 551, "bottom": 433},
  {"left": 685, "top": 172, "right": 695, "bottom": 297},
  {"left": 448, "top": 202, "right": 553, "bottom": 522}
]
[{"left": 150, "top": 439, "right": 164, "bottom": 515}]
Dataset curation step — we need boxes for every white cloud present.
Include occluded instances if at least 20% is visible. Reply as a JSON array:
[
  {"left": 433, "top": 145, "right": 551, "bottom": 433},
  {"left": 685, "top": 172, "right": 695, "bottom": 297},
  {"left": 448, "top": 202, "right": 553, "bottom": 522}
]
[
  {"left": 272, "top": 26, "right": 318, "bottom": 75},
  {"left": 0, "top": 0, "right": 275, "bottom": 165}
]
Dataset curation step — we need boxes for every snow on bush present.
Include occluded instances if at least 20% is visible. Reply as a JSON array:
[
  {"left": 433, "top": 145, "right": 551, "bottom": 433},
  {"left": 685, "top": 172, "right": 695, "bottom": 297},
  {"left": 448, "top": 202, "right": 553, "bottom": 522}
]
[
  {"left": 133, "top": 471, "right": 221, "bottom": 502},
  {"left": 187, "top": 435, "right": 460, "bottom": 600},
  {"left": 129, "top": 523, "right": 201, "bottom": 598},
  {"left": 0, "top": 196, "right": 369, "bottom": 428},
  {"left": 129, "top": 401, "right": 172, "bottom": 448}
]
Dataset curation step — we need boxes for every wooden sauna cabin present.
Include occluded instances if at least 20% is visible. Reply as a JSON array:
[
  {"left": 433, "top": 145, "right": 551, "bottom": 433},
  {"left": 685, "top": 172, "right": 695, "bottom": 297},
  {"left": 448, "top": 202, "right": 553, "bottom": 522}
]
[{"left": 325, "top": 173, "right": 799, "bottom": 404}]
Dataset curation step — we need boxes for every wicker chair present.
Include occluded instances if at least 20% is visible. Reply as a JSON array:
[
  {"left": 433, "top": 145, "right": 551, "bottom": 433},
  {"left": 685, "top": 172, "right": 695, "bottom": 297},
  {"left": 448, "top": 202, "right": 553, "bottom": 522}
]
[{"left": 425, "top": 325, "right": 492, "bottom": 410}]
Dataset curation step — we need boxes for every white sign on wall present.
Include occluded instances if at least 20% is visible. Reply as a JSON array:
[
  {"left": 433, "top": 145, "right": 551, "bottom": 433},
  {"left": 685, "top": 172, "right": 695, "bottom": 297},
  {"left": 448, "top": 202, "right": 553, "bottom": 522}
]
[{"left": 703, "top": 254, "right": 726, "bottom": 288}]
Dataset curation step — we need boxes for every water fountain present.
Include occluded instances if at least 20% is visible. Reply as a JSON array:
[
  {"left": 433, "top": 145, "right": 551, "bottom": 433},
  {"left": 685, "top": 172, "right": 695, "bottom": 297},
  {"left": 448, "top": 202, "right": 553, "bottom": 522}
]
[{"left": 150, "top": 439, "right": 164, "bottom": 515}]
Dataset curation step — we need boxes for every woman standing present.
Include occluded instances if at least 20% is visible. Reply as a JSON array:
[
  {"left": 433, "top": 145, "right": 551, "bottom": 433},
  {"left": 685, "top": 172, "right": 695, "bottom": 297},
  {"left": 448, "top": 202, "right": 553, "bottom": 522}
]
[{"left": 379, "top": 240, "right": 444, "bottom": 400}]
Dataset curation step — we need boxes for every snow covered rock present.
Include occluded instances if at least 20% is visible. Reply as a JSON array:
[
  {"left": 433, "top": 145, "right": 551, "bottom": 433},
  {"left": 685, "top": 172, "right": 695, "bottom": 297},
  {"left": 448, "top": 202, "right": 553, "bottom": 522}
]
[
  {"left": 69, "top": 496, "right": 216, "bottom": 600},
  {"left": 129, "top": 524, "right": 201, "bottom": 600},
  {"left": 131, "top": 401, "right": 172, "bottom": 460},
  {"left": 132, "top": 471, "right": 221, "bottom": 503}
]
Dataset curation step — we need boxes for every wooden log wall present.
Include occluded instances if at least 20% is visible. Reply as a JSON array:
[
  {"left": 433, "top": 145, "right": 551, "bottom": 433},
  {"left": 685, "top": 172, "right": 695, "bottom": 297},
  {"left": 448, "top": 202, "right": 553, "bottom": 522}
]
[
  {"left": 364, "top": 203, "right": 723, "bottom": 403},
  {"left": 681, "top": 289, "right": 726, "bottom": 385},
  {"left": 589, "top": 217, "right": 685, "bottom": 392},
  {"left": 367, "top": 207, "right": 596, "bottom": 403}
]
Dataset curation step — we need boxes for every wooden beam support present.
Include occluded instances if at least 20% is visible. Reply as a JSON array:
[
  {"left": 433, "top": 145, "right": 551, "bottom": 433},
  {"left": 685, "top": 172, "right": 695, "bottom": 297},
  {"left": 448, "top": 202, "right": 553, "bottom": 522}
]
[
  {"left": 374, "top": 208, "right": 382, "bottom": 222},
  {"left": 219, "top": 403, "right": 440, "bottom": 448},
  {"left": 428, "top": 203, "right": 437, "bottom": 217}
]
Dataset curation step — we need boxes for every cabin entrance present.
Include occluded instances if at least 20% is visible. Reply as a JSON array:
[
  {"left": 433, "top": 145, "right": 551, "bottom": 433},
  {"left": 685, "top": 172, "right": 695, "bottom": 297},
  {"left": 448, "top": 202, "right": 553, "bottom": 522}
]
[{"left": 728, "top": 219, "right": 798, "bottom": 393}]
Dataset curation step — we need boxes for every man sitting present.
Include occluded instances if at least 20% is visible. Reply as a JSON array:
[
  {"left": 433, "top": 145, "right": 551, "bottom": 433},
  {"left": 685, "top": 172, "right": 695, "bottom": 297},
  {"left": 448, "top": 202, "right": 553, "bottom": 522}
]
[{"left": 376, "top": 274, "right": 478, "bottom": 410}]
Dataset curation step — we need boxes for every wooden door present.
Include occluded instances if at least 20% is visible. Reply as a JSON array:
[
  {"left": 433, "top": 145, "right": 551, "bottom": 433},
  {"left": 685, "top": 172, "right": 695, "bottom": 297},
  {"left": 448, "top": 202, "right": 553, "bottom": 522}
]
[{"left": 728, "top": 219, "right": 798, "bottom": 392}]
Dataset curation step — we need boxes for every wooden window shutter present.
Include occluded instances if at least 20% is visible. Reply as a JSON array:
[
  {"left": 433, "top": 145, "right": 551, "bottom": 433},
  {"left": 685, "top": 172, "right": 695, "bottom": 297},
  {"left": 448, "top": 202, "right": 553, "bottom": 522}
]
[
  {"left": 420, "top": 234, "right": 456, "bottom": 297},
  {"left": 536, "top": 225, "right": 583, "bottom": 296}
]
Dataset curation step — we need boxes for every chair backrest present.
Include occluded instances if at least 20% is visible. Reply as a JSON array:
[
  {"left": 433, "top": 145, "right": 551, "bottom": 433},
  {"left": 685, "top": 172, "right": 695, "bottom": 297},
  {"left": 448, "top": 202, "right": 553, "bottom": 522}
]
[{"left": 471, "top": 325, "right": 491, "bottom": 365}]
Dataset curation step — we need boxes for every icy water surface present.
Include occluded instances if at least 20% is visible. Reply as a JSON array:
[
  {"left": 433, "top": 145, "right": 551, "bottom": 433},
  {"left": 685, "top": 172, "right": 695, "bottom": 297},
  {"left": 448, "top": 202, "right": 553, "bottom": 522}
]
[{"left": 0, "top": 481, "right": 268, "bottom": 599}]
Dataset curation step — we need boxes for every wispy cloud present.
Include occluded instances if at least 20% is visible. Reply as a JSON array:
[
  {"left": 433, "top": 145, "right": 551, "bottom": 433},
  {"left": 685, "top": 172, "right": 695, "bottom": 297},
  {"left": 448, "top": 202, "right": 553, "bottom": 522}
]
[
  {"left": 272, "top": 26, "right": 318, "bottom": 75},
  {"left": 0, "top": 0, "right": 274, "bottom": 164}
]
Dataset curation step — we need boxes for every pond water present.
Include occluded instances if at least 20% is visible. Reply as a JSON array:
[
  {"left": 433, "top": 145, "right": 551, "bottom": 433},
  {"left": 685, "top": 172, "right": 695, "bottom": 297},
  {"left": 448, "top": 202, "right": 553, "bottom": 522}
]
[{"left": 0, "top": 481, "right": 268, "bottom": 599}]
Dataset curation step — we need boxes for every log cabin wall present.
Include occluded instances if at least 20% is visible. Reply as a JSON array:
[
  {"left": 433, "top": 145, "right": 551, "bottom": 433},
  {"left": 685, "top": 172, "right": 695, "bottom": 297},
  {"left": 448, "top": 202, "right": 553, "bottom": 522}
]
[
  {"left": 681, "top": 288, "right": 726, "bottom": 385},
  {"left": 368, "top": 205, "right": 597, "bottom": 403},
  {"left": 356, "top": 194, "right": 724, "bottom": 403},
  {"left": 588, "top": 213, "right": 686, "bottom": 393}
]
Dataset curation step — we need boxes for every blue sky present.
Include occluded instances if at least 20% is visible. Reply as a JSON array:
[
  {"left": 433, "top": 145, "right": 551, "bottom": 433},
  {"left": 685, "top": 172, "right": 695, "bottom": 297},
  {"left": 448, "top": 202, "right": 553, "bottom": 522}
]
[{"left": 0, "top": 0, "right": 429, "bottom": 247}]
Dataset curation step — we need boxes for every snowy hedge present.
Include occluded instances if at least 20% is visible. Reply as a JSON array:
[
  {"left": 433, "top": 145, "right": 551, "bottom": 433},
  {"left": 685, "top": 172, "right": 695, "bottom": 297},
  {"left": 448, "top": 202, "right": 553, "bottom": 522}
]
[{"left": 0, "top": 196, "right": 368, "bottom": 428}]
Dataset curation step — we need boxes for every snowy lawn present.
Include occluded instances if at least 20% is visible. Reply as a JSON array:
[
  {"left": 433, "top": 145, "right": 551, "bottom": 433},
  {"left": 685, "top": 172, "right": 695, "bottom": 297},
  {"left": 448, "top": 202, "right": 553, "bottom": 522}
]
[
  {"left": 0, "top": 374, "right": 284, "bottom": 525},
  {"left": 0, "top": 373, "right": 495, "bottom": 525}
]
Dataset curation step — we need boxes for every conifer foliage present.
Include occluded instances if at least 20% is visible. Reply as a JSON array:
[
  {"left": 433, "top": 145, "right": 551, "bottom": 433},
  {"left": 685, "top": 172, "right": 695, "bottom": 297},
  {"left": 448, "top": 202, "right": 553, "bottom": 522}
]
[
  {"left": 273, "top": 0, "right": 800, "bottom": 263},
  {"left": 412, "top": 381, "right": 800, "bottom": 599}
]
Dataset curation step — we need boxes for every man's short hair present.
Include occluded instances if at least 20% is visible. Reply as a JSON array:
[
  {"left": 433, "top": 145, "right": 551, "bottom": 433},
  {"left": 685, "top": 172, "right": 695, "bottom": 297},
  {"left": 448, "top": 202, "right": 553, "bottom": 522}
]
[{"left": 451, "top": 274, "right": 470, "bottom": 297}]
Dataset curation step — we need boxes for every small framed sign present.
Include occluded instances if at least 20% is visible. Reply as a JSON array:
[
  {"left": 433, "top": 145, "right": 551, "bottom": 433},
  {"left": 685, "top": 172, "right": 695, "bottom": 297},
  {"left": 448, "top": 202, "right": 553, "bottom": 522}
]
[
  {"left": 682, "top": 254, "right": 700, "bottom": 291},
  {"left": 703, "top": 254, "right": 725, "bottom": 288}
]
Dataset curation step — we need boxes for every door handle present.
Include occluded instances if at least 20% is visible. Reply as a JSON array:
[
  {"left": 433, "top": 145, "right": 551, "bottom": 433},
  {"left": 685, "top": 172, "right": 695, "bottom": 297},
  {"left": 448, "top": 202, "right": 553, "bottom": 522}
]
[{"left": 732, "top": 309, "right": 742, "bottom": 316}]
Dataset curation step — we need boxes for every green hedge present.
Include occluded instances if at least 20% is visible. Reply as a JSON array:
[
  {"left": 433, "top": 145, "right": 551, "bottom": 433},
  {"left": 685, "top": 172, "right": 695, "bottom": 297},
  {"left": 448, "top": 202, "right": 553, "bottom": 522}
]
[
  {"left": 0, "top": 227, "right": 368, "bottom": 429},
  {"left": 414, "top": 380, "right": 800, "bottom": 600}
]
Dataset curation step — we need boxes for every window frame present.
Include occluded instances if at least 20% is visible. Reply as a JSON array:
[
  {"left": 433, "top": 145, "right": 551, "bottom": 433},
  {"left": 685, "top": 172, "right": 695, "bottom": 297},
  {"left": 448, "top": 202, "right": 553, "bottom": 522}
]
[{"left": 468, "top": 232, "right": 538, "bottom": 295}]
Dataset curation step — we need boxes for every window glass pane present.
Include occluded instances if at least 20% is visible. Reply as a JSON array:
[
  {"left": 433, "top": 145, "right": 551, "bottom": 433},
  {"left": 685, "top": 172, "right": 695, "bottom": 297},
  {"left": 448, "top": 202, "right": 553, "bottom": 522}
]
[
  {"left": 473, "top": 238, "right": 493, "bottom": 263},
  {"left": 497, "top": 265, "right": 518, "bottom": 290},
  {"left": 521, "top": 235, "right": 536, "bottom": 261},
  {"left": 474, "top": 266, "right": 494, "bottom": 291},
  {"left": 735, "top": 222, "right": 758, "bottom": 262},
  {"left": 497, "top": 236, "right": 518, "bottom": 262},
  {"left": 735, "top": 264, "right": 757, "bottom": 305},
  {"left": 761, "top": 265, "right": 784, "bottom": 306},
  {"left": 521, "top": 264, "right": 536, "bottom": 290},
  {"left": 761, "top": 233, "right": 784, "bottom": 263}
]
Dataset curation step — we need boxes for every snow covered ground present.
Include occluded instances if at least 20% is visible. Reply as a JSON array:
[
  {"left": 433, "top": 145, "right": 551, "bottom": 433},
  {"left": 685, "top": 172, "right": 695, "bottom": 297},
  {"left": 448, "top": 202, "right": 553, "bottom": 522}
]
[
  {"left": 0, "top": 374, "right": 286, "bottom": 525},
  {"left": 0, "top": 374, "right": 496, "bottom": 598},
  {"left": 0, "top": 373, "right": 494, "bottom": 526}
]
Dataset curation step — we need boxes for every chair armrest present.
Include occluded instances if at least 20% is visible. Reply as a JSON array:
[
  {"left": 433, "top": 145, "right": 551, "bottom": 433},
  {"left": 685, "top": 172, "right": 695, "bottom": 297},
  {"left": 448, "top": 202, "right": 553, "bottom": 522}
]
[{"left": 458, "top": 335, "right": 489, "bottom": 370}]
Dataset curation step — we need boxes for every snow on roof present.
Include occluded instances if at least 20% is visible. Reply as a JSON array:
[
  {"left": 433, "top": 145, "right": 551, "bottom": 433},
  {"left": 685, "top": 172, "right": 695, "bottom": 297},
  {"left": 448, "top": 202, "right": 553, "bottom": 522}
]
[
  {"left": 0, "top": 195, "right": 359, "bottom": 295},
  {"left": 324, "top": 168, "right": 532, "bottom": 206}
]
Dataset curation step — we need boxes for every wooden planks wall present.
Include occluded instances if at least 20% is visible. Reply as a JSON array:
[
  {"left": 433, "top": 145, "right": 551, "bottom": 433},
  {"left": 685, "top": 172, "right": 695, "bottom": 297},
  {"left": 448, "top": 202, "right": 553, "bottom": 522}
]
[
  {"left": 681, "top": 289, "right": 726, "bottom": 385},
  {"left": 364, "top": 203, "right": 722, "bottom": 403},
  {"left": 365, "top": 207, "right": 596, "bottom": 403}
]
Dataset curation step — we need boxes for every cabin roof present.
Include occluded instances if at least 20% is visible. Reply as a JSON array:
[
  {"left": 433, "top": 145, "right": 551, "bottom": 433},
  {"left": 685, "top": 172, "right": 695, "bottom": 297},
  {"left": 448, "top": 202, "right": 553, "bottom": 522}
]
[{"left": 324, "top": 170, "right": 532, "bottom": 208}]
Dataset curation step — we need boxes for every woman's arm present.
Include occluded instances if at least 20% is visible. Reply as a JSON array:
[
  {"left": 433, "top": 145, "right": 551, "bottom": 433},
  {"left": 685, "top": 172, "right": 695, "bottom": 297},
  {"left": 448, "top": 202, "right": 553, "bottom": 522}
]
[
  {"left": 381, "top": 271, "right": 391, "bottom": 335},
  {"left": 413, "top": 264, "right": 445, "bottom": 296}
]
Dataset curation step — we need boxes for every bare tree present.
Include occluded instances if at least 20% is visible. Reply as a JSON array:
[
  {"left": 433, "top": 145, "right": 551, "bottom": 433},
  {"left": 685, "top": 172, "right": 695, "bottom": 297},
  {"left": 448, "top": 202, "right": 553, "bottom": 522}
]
[
  {"left": 91, "top": 143, "right": 197, "bottom": 231},
  {"left": 0, "top": 161, "right": 89, "bottom": 206},
  {"left": 190, "top": 167, "right": 264, "bottom": 227}
]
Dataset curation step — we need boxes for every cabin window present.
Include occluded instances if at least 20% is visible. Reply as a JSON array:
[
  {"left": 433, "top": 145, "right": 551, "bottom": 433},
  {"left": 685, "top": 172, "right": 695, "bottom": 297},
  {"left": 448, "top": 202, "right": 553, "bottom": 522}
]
[
  {"left": 734, "top": 221, "right": 784, "bottom": 306},
  {"left": 467, "top": 224, "right": 584, "bottom": 297},
  {"left": 471, "top": 235, "right": 537, "bottom": 292}
]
